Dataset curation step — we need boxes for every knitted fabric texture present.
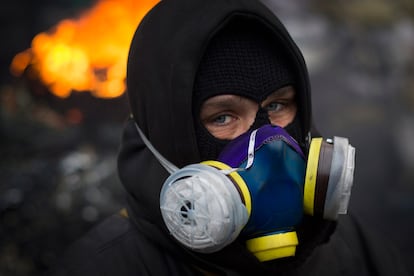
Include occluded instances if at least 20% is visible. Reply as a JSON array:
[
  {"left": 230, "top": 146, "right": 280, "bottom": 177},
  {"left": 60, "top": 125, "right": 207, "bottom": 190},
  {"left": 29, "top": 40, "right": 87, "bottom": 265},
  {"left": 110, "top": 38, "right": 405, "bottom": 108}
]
[
  {"left": 193, "top": 19, "right": 295, "bottom": 160},
  {"left": 193, "top": 20, "right": 294, "bottom": 109}
]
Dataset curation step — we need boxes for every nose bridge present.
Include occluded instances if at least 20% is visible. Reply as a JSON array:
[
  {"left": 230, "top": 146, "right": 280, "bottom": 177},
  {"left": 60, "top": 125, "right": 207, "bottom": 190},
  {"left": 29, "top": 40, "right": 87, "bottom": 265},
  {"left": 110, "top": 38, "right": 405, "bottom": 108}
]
[{"left": 250, "top": 107, "right": 270, "bottom": 130}]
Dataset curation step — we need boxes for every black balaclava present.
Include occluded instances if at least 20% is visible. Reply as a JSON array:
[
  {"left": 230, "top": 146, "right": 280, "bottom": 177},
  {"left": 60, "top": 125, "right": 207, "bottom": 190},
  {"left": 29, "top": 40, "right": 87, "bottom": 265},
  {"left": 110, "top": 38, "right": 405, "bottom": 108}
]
[{"left": 193, "top": 19, "right": 300, "bottom": 160}]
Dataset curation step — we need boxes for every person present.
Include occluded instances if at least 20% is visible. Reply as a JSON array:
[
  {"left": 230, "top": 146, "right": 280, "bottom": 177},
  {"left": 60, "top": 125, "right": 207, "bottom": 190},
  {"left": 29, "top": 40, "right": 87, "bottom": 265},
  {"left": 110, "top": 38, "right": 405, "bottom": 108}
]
[{"left": 50, "top": 0, "right": 409, "bottom": 275}]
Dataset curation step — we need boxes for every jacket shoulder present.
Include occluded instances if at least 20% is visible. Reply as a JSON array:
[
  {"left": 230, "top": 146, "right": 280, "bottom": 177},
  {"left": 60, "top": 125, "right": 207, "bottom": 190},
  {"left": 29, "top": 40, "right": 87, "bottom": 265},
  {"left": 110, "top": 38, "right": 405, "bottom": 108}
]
[
  {"left": 296, "top": 214, "right": 410, "bottom": 276},
  {"left": 49, "top": 213, "right": 141, "bottom": 275},
  {"left": 49, "top": 213, "right": 200, "bottom": 276}
]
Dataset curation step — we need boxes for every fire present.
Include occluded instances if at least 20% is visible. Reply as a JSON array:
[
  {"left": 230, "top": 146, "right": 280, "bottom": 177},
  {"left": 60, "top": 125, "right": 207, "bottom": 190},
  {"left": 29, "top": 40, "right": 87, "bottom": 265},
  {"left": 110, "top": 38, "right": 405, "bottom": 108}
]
[{"left": 10, "top": 0, "right": 159, "bottom": 99}]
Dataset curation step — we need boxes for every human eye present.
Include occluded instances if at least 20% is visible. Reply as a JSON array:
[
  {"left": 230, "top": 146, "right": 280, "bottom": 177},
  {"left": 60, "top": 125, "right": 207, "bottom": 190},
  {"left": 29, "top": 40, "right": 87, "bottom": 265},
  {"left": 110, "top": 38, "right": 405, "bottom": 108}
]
[
  {"left": 199, "top": 94, "right": 258, "bottom": 139},
  {"left": 263, "top": 102, "right": 284, "bottom": 113},
  {"left": 258, "top": 86, "right": 297, "bottom": 127},
  {"left": 210, "top": 114, "right": 233, "bottom": 125}
]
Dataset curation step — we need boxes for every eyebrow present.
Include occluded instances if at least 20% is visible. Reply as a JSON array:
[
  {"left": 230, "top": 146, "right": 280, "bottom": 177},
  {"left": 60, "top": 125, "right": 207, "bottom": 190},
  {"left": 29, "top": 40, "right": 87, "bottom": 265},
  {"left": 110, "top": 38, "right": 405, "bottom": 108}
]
[
  {"left": 266, "top": 86, "right": 295, "bottom": 98},
  {"left": 202, "top": 95, "right": 247, "bottom": 109}
]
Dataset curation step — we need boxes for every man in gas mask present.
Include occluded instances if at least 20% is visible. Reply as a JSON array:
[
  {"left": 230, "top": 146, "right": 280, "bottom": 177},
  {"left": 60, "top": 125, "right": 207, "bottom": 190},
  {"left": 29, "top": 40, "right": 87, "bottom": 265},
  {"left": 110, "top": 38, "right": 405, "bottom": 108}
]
[{"left": 51, "top": 0, "right": 409, "bottom": 275}]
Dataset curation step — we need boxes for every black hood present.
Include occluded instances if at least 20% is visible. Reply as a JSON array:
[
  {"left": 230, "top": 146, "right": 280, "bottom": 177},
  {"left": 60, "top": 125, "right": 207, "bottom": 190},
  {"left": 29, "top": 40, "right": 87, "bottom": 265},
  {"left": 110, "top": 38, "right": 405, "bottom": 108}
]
[
  {"left": 126, "top": 0, "right": 311, "bottom": 167},
  {"left": 118, "top": 0, "right": 333, "bottom": 274}
]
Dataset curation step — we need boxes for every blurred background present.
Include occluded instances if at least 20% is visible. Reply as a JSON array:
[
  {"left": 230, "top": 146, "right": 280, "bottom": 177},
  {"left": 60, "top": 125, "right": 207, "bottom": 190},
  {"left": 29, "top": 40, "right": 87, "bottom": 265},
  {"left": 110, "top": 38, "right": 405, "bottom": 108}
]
[{"left": 0, "top": 0, "right": 413, "bottom": 275}]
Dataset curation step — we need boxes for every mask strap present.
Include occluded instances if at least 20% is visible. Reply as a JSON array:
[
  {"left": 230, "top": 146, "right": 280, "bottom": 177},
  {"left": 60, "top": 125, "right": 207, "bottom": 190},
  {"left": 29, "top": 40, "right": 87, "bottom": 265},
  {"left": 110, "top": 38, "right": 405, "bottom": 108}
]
[
  {"left": 221, "top": 129, "right": 258, "bottom": 174},
  {"left": 245, "top": 129, "right": 258, "bottom": 170},
  {"left": 134, "top": 122, "right": 179, "bottom": 174},
  {"left": 133, "top": 119, "right": 256, "bottom": 175}
]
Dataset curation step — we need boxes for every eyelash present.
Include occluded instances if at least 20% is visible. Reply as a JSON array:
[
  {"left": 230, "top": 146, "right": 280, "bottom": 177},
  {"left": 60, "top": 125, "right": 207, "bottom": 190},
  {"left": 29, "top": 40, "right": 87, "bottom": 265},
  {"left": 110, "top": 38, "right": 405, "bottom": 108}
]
[
  {"left": 208, "top": 102, "right": 287, "bottom": 125},
  {"left": 212, "top": 114, "right": 233, "bottom": 125},
  {"left": 263, "top": 102, "right": 285, "bottom": 112}
]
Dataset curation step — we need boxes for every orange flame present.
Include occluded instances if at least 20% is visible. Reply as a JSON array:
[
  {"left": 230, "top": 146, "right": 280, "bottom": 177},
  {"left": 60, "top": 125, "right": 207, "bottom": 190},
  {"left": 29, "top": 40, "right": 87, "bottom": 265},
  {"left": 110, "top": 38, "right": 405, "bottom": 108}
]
[{"left": 10, "top": 0, "right": 159, "bottom": 98}]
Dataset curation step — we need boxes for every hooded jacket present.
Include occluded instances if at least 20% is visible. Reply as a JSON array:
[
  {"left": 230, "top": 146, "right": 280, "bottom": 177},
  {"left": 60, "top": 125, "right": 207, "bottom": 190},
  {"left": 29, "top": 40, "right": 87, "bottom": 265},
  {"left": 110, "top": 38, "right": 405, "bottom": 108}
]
[{"left": 51, "top": 0, "right": 409, "bottom": 275}]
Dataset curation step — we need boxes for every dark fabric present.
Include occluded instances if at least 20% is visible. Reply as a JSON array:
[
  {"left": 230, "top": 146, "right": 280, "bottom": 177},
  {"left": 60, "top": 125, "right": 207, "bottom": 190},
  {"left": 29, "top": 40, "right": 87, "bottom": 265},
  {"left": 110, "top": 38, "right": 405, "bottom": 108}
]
[
  {"left": 192, "top": 19, "right": 294, "bottom": 110},
  {"left": 51, "top": 0, "right": 409, "bottom": 275},
  {"left": 284, "top": 115, "right": 308, "bottom": 153},
  {"left": 122, "top": 0, "right": 312, "bottom": 258},
  {"left": 192, "top": 18, "right": 295, "bottom": 161},
  {"left": 50, "top": 212, "right": 409, "bottom": 276},
  {"left": 125, "top": 0, "right": 311, "bottom": 169},
  {"left": 48, "top": 214, "right": 203, "bottom": 276},
  {"left": 194, "top": 120, "right": 230, "bottom": 161}
]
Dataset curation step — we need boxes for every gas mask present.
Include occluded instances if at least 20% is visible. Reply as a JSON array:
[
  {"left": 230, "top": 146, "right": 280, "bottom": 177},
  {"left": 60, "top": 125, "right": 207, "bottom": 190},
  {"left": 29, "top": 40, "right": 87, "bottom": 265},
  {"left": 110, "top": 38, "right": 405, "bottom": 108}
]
[{"left": 134, "top": 123, "right": 355, "bottom": 262}]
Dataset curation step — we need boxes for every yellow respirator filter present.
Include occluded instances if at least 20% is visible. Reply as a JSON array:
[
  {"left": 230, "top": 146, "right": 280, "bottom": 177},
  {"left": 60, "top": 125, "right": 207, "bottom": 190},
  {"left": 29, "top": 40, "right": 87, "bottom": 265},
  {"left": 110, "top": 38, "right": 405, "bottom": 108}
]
[{"left": 304, "top": 137, "right": 355, "bottom": 220}]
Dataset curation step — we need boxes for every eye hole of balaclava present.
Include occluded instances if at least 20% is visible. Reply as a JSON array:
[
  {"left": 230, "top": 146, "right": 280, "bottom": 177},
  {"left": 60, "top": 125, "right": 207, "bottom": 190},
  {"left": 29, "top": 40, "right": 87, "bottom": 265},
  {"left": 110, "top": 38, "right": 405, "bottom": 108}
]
[{"left": 193, "top": 18, "right": 299, "bottom": 160}]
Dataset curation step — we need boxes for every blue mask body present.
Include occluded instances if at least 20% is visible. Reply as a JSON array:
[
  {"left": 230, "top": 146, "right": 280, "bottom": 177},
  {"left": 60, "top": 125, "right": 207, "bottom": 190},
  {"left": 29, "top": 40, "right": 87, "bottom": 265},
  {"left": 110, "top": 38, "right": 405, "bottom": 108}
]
[{"left": 218, "top": 125, "right": 306, "bottom": 239}]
